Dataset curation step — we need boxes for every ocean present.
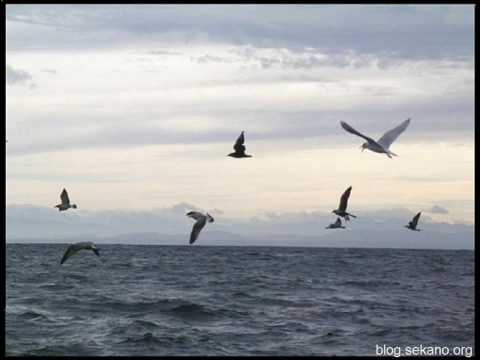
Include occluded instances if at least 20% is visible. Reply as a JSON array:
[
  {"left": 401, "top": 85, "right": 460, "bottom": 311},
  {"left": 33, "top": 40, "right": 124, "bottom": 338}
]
[{"left": 5, "top": 243, "right": 475, "bottom": 356}]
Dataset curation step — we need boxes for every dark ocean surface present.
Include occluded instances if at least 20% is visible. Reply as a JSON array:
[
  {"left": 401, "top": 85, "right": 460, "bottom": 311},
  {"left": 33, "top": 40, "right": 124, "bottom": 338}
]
[{"left": 5, "top": 244, "right": 475, "bottom": 356}]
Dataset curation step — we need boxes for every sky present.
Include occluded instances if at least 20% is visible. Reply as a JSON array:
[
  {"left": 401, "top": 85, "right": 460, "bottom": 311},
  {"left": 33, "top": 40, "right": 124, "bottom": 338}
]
[{"left": 5, "top": 5, "right": 475, "bottom": 247}]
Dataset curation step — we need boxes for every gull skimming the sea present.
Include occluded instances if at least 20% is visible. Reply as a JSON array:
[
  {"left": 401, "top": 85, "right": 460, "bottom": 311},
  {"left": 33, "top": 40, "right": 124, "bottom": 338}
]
[
  {"left": 228, "top": 131, "right": 252, "bottom": 158},
  {"left": 340, "top": 118, "right": 410, "bottom": 158},
  {"left": 332, "top": 186, "right": 357, "bottom": 221},
  {"left": 405, "top": 212, "right": 422, "bottom": 231},
  {"left": 186, "top": 211, "right": 214, "bottom": 244},
  {"left": 60, "top": 242, "right": 100, "bottom": 264},
  {"left": 325, "top": 217, "right": 346, "bottom": 229},
  {"left": 54, "top": 188, "right": 77, "bottom": 211}
]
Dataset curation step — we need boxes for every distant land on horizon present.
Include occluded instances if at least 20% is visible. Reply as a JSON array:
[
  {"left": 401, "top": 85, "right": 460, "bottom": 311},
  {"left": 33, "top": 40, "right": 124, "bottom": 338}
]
[{"left": 6, "top": 228, "right": 474, "bottom": 250}]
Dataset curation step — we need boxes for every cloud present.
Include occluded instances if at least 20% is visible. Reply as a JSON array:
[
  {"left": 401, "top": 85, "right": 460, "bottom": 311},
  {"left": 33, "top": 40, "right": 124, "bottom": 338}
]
[
  {"left": 148, "top": 50, "right": 182, "bottom": 56},
  {"left": 41, "top": 68, "right": 57, "bottom": 74},
  {"left": 428, "top": 205, "right": 449, "bottom": 214},
  {"left": 6, "top": 5, "right": 474, "bottom": 62},
  {"left": 6, "top": 65, "right": 35, "bottom": 86}
]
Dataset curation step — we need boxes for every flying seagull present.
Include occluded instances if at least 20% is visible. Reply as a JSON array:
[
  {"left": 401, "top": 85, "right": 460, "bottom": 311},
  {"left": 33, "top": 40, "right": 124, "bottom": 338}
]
[
  {"left": 186, "top": 211, "right": 214, "bottom": 244},
  {"left": 228, "top": 131, "right": 252, "bottom": 158},
  {"left": 54, "top": 188, "right": 77, "bottom": 211},
  {"left": 405, "top": 212, "right": 421, "bottom": 231},
  {"left": 340, "top": 118, "right": 410, "bottom": 158},
  {"left": 332, "top": 186, "right": 357, "bottom": 221},
  {"left": 60, "top": 242, "right": 100, "bottom": 265},
  {"left": 325, "top": 217, "right": 346, "bottom": 229}
]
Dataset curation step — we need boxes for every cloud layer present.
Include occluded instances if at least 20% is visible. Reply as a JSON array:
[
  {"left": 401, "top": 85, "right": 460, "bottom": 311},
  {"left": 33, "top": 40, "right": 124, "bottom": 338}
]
[{"left": 6, "top": 5, "right": 474, "bottom": 61}]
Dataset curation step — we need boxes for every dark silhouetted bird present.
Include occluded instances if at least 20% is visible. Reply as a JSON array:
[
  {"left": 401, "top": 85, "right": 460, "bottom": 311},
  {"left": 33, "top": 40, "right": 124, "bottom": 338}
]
[
  {"left": 325, "top": 217, "right": 346, "bottom": 229},
  {"left": 54, "top": 188, "right": 77, "bottom": 211},
  {"left": 405, "top": 212, "right": 421, "bottom": 231},
  {"left": 228, "top": 131, "right": 252, "bottom": 158},
  {"left": 186, "top": 211, "right": 214, "bottom": 244},
  {"left": 332, "top": 186, "right": 357, "bottom": 221},
  {"left": 60, "top": 242, "right": 100, "bottom": 264}
]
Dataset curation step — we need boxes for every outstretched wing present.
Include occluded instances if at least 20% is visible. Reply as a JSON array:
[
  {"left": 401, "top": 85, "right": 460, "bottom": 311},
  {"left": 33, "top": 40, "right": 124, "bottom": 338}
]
[
  {"left": 60, "top": 188, "right": 70, "bottom": 206},
  {"left": 334, "top": 217, "right": 342, "bottom": 227},
  {"left": 340, "top": 121, "right": 377, "bottom": 144},
  {"left": 410, "top": 212, "right": 421, "bottom": 228},
  {"left": 377, "top": 118, "right": 410, "bottom": 149},
  {"left": 233, "top": 131, "right": 246, "bottom": 154},
  {"left": 338, "top": 186, "right": 352, "bottom": 212},
  {"left": 190, "top": 217, "right": 207, "bottom": 244},
  {"left": 60, "top": 244, "right": 82, "bottom": 264},
  {"left": 186, "top": 211, "right": 205, "bottom": 221}
]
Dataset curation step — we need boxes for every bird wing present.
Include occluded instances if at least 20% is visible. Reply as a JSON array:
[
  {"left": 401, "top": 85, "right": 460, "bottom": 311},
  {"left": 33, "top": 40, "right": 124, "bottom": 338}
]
[
  {"left": 410, "top": 212, "right": 421, "bottom": 228},
  {"left": 338, "top": 186, "right": 352, "bottom": 212},
  {"left": 233, "top": 131, "right": 246, "bottom": 153},
  {"left": 340, "top": 121, "right": 377, "bottom": 144},
  {"left": 186, "top": 211, "right": 205, "bottom": 221},
  {"left": 60, "top": 188, "right": 70, "bottom": 206},
  {"left": 377, "top": 118, "right": 410, "bottom": 149},
  {"left": 334, "top": 218, "right": 342, "bottom": 227},
  {"left": 60, "top": 243, "right": 82, "bottom": 264},
  {"left": 190, "top": 216, "right": 207, "bottom": 244}
]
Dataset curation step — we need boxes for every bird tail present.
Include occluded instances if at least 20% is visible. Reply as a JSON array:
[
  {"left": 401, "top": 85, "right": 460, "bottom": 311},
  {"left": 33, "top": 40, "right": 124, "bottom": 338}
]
[{"left": 347, "top": 212, "right": 357, "bottom": 218}]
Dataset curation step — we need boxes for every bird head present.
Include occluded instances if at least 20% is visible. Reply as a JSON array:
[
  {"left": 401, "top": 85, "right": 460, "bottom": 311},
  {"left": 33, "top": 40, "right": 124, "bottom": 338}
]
[
  {"left": 360, "top": 143, "right": 368, "bottom": 151},
  {"left": 72, "top": 204, "right": 77, "bottom": 209},
  {"left": 206, "top": 213, "right": 214, "bottom": 223}
]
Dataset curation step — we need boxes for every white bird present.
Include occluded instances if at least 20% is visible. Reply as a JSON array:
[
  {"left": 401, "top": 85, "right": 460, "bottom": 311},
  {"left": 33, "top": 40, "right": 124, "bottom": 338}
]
[
  {"left": 340, "top": 118, "right": 411, "bottom": 158},
  {"left": 186, "top": 211, "right": 214, "bottom": 244},
  {"left": 325, "top": 217, "right": 346, "bottom": 229},
  {"left": 54, "top": 188, "right": 77, "bottom": 211},
  {"left": 60, "top": 242, "right": 100, "bottom": 265},
  {"left": 405, "top": 212, "right": 422, "bottom": 231}
]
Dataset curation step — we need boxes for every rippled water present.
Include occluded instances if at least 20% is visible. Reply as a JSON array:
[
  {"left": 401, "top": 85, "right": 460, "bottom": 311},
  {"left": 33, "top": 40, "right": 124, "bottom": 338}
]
[{"left": 6, "top": 244, "right": 475, "bottom": 356}]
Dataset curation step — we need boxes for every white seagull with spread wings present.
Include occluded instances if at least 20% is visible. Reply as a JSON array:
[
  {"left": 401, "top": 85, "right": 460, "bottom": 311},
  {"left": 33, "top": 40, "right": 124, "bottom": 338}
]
[{"left": 340, "top": 118, "right": 411, "bottom": 158}]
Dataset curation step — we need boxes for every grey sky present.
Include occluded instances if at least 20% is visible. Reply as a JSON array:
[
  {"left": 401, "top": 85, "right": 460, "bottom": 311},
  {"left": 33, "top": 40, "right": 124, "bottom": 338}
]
[{"left": 6, "top": 5, "right": 474, "bottom": 61}]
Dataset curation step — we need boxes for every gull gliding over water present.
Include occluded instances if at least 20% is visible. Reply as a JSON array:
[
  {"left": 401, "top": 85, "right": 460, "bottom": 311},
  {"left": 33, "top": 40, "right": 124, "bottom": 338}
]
[
  {"left": 60, "top": 242, "right": 100, "bottom": 264},
  {"left": 332, "top": 186, "right": 357, "bottom": 221},
  {"left": 325, "top": 217, "right": 346, "bottom": 229},
  {"left": 228, "top": 131, "right": 252, "bottom": 158},
  {"left": 340, "top": 118, "right": 411, "bottom": 158},
  {"left": 186, "top": 211, "right": 214, "bottom": 244},
  {"left": 55, "top": 188, "right": 77, "bottom": 211},
  {"left": 405, "top": 212, "right": 422, "bottom": 231}
]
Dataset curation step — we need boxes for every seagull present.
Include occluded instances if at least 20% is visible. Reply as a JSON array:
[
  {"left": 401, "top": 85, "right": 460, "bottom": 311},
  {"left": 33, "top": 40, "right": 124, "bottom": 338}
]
[
  {"left": 186, "top": 211, "right": 214, "bottom": 244},
  {"left": 332, "top": 186, "right": 357, "bottom": 221},
  {"left": 54, "top": 188, "right": 77, "bottom": 211},
  {"left": 325, "top": 217, "right": 346, "bottom": 229},
  {"left": 340, "top": 118, "right": 410, "bottom": 158},
  {"left": 228, "top": 131, "right": 252, "bottom": 158},
  {"left": 60, "top": 242, "right": 100, "bottom": 265},
  {"left": 405, "top": 212, "right": 421, "bottom": 231}
]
